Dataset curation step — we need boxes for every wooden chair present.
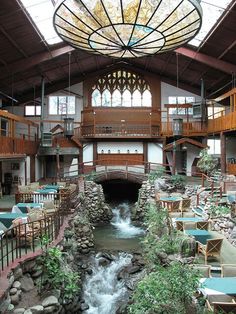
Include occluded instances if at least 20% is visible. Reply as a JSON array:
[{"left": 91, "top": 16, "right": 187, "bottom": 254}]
[
  {"left": 182, "top": 212, "right": 195, "bottom": 218},
  {"left": 206, "top": 299, "right": 236, "bottom": 313},
  {"left": 169, "top": 212, "right": 182, "bottom": 218},
  {"left": 196, "top": 221, "right": 210, "bottom": 230},
  {"left": 12, "top": 218, "right": 39, "bottom": 248},
  {"left": 176, "top": 221, "right": 184, "bottom": 231},
  {"left": 181, "top": 198, "right": 191, "bottom": 212},
  {"left": 198, "top": 238, "right": 223, "bottom": 264},
  {"left": 183, "top": 222, "right": 196, "bottom": 230},
  {"left": 43, "top": 200, "right": 57, "bottom": 216},
  {"left": 170, "top": 200, "right": 181, "bottom": 212},
  {"left": 192, "top": 264, "right": 211, "bottom": 277},
  {"left": 221, "top": 264, "right": 236, "bottom": 277}
]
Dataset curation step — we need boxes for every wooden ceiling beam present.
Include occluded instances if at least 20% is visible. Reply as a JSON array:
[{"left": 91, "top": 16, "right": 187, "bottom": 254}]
[{"left": 175, "top": 47, "right": 236, "bottom": 75}]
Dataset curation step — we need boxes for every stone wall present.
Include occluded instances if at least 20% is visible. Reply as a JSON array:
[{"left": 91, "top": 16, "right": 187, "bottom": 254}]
[
  {"left": 83, "top": 181, "right": 112, "bottom": 223},
  {"left": 133, "top": 181, "right": 155, "bottom": 221}
]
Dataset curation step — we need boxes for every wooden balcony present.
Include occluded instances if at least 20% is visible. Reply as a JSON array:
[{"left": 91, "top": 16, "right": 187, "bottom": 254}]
[{"left": 161, "top": 121, "right": 207, "bottom": 136}]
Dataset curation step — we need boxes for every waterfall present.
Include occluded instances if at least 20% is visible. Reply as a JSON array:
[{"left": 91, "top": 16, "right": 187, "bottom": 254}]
[
  {"left": 83, "top": 252, "right": 132, "bottom": 314},
  {"left": 111, "top": 202, "right": 144, "bottom": 238}
]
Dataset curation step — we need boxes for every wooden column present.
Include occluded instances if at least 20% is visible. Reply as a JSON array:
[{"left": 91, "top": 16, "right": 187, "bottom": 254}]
[
  {"left": 172, "top": 143, "right": 176, "bottom": 175},
  {"left": 79, "top": 147, "right": 83, "bottom": 174},
  {"left": 24, "top": 159, "right": 27, "bottom": 185},
  {"left": 93, "top": 142, "right": 97, "bottom": 167},
  {"left": 143, "top": 142, "right": 148, "bottom": 173},
  {"left": 220, "top": 132, "right": 226, "bottom": 174},
  {"left": 163, "top": 138, "right": 166, "bottom": 165}
]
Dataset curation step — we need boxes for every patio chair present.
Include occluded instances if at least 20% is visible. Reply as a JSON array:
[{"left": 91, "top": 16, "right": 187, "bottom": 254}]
[
  {"left": 182, "top": 212, "right": 196, "bottom": 218},
  {"left": 43, "top": 200, "right": 57, "bottom": 216},
  {"left": 192, "top": 264, "right": 211, "bottom": 277},
  {"left": 196, "top": 221, "right": 210, "bottom": 230},
  {"left": 176, "top": 221, "right": 184, "bottom": 231},
  {"left": 12, "top": 218, "right": 39, "bottom": 248},
  {"left": 221, "top": 264, "right": 236, "bottom": 277},
  {"left": 183, "top": 222, "right": 196, "bottom": 230},
  {"left": 181, "top": 198, "right": 191, "bottom": 212},
  {"left": 198, "top": 238, "right": 223, "bottom": 264},
  {"left": 206, "top": 299, "right": 236, "bottom": 313},
  {"left": 169, "top": 212, "right": 182, "bottom": 218},
  {"left": 170, "top": 200, "right": 181, "bottom": 212}
]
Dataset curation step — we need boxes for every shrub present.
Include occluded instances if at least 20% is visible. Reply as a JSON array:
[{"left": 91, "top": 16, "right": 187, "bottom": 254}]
[
  {"left": 197, "top": 148, "right": 218, "bottom": 176},
  {"left": 170, "top": 174, "right": 186, "bottom": 190},
  {"left": 148, "top": 166, "right": 165, "bottom": 183}
]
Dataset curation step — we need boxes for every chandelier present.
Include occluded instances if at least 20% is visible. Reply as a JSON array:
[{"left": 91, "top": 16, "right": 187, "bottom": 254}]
[{"left": 54, "top": 0, "right": 202, "bottom": 58}]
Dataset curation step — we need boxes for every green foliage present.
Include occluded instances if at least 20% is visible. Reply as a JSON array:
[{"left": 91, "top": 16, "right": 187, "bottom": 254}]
[
  {"left": 207, "top": 203, "right": 231, "bottom": 218},
  {"left": 148, "top": 166, "right": 165, "bottom": 183},
  {"left": 39, "top": 243, "right": 80, "bottom": 302},
  {"left": 128, "top": 262, "right": 200, "bottom": 314},
  {"left": 197, "top": 148, "right": 218, "bottom": 176},
  {"left": 170, "top": 174, "right": 186, "bottom": 190},
  {"left": 84, "top": 171, "right": 97, "bottom": 181},
  {"left": 142, "top": 204, "right": 182, "bottom": 266}
]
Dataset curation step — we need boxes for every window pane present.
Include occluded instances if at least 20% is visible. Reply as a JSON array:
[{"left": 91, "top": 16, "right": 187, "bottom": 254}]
[
  {"left": 49, "top": 96, "right": 58, "bottom": 115},
  {"left": 36, "top": 106, "right": 41, "bottom": 116},
  {"left": 123, "top": 90, "right": 131, "bottom": 107},
  {"left": 58, "top": 96, "right": 67, "bottom": 114},
  {"left": 188, "top": 107, "right": 193, "bottom": 115},
  {"left": 133, "top": 90, "right": 142, "bottom": 107},
  {"left": 168, "top": 97, "right": 177, "bottom": 104},
  {"left": 67, "top": 96, "right": 75, "bottom": 114},
  {"left": 186, "top": 96, "right": 195, "bottom": 103},
  {"left": 177, "top": 108, "right": 186, "bottom": 115},
  {"left": 169, "top": 108, "right": 177, "bottom": 115},
  {"left": 112, "top": 89, "right": 121, "bottom": 107},
  {"left": 143, "top": 90, "right": 152, "bottom": 107},
  {"left": 102, "top": 89, "right": 111, "bottom": 107},
  {"left": 92, "top": 89, "right": 101, "bottom": 107},
  {"left": 177, "top": 97, "right": 185, "bottom": 104},
  {"left": 25, "top": 106, "right": 35, "bottom": 116}
]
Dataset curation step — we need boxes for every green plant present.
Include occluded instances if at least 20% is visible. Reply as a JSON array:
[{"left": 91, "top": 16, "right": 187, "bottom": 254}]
[
  {"left": 207, "top": 203, "right": 231, "bottom": 218},
  {"left": 170, "top": 174, "right": 186, "bottom": 190},
  {"left": 84, "top": 171, "right": 97, "bottom": 181},
  {"left": 128, "top": 262, "right": 200, "bottom": 314},
  {"left": 39, "top": 240, "right": 80, "bottom": 302},
  {"left": 197, "top": 148, "right": 218, "bottom": 176},
  {"left": 148, "top": 166, "right": 165, "bottom": 183}
]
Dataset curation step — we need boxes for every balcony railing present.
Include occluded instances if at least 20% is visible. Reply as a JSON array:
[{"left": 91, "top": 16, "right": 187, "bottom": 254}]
[{"left": 161, "top": 121, "right": 207, "bottom": 136}]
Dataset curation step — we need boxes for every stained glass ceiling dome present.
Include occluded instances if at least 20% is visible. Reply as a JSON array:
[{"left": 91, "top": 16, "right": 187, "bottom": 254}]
[{"left": 53, "top": 0, "right": 202, "bottom": 58}]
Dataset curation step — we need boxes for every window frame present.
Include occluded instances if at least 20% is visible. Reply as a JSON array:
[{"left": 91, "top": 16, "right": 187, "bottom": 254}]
[
  {"left": 48, "top": 95, "right": 76, "bottom": 115},
  {"left": 24, "top": 104, "right": 42, "bottom": 117}
]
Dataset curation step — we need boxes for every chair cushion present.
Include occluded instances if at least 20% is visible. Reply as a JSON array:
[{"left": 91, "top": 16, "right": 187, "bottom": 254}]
[{"left": 43, "top": 200, "right": 54, "bottom": 209}]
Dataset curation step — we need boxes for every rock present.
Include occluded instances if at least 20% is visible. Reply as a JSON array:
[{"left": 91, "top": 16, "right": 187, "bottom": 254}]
[
  {"left": 31, "top": 269, "right": 43, "bottom": 279},
  {"left": 80, "top": 302, "right": 89, "bottom": 311},
  {"left": 12, "top": 281, "right": 21, "bottom": 290},
  {"left": 10, "top": 292, "right": 20, "bottom": 305},
  {"left": 10, "top": 288, "right": 18, "bottom": 295},
  {"left": 125, "top": 265, "right": 141, "bottom": 274},
  {"left": 42, "top": 296, "right": 59, "bottom": 307},
  {"left": 24, "top": 310, "right": 33, "bottom": 314},
  {"left": 14, "top": 267, "right": 23, "bottom": 280},
  {"left": 98, "top": 257, "right": 110, "bottom": 267},
  {"left": 9, "top": 274, "right": 15, "bottom": 286},
  {"left": 8, "top": 304, "right": 15, "bottom": 311},
  {"left": 23, "top": 260, "right": 36, "bottom": 273},
  {"left": 43, "top": 305, "right": 59, "bottom": 313},
  {"left": 20, "top": 274, "right": 34, "bottom": 292},
  {"left": 0, "top": 295, "right": 11, "bottom": 314},
  {"left": 13, "top": 308, "right": 25, "bottom": 314},
  {"left": 29, "top": 305, "right": 44, "bottom": 313}
]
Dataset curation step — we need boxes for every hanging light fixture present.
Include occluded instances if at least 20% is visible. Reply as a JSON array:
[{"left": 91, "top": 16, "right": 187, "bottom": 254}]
[{"left": 53, "top": 0, "right": 202, "bottom": 58}]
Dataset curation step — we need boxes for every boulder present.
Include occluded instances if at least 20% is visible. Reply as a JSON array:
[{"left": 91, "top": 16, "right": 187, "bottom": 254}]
[
  {"left": 20, "top": 274, "right": 34, "bottom": 292},
  {"left": 42, "top": 296, "right": 59, "bottom": 307},
  {"left": 12, "top": 281, "right": 21, "bottom": 290},
  {"left": 13, "top": 309, "right": 25, "bottom": 314},
  {"left": 29, "top": 305, "right": 44, "bottom": 313}
]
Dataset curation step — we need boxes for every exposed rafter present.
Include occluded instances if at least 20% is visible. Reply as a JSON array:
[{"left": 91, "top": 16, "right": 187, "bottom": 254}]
[
  {"left": 175, "top": 47, "right": 236, "bottom": 74},
  {"left": 164, "top": 138, "right": 207, "bottom": 151}
]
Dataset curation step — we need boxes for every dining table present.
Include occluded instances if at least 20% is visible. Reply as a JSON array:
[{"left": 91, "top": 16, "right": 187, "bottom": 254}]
[
  {"left": 199, "top": 277, "right": 236, "bottom": 303},
  {"left": 160, "top": 196, "right": 182, "bottom": 211},
  {"left": 184, "top": 229, "right": 213, "bottom": 245},
  {"left": 175, "top": 217, "right": 204, "bottom": 222},
  {"left": 0, "top": 213, "right": 28, "bottom": 231},
  {"left": 12, "top": 202, "right": 43, "bottom": 214}
]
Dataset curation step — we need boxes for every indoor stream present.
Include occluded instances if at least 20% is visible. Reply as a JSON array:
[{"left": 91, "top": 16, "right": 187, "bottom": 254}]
[{"left": 82, "top": 181, "right": 144, "bottom": 313}]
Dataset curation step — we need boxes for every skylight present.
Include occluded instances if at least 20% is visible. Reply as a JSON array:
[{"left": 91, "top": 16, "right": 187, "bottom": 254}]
[
  {"left": 19, "top": 0, "right": 233, "bottom": 47},
  {"left": 189, "top": 0, "right": 233, "bottom": 47},
  {"left": 19, "top": 0, "right": 62, "bottom": 45}
]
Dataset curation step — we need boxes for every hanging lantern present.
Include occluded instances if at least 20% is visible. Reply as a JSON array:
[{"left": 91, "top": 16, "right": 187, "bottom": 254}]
[
  {"left": 64, "top": 117, "right": 74, "bottom": 137},
  {"left": 173, "top": 118, "right": 183, "bottom": 136}
]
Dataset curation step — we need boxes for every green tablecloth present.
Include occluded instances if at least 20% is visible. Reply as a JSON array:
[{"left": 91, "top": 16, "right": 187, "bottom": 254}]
[
  {"left": 44, "top": 185, "right": 60, "bottom": 191},
  {"left": 185, "top": 229, "right": 212, "bottom": 244},
  {"left": 0, "top": 213, "right": 27, "bottom": 229},
  {"left": 199, "top": 277, "right": 236, "bottom": 302},
  {"left": 160, "top": 196, "right": 182, "bottom": 201},
  {"left": 15, "top": 203, "right": 43, "bottom": 214},
  {"left": 35, "top": 188, "right": 57, "bottom": 194},
  {"left": 175, "top": 217, "right": 203, "bottom": 222}
]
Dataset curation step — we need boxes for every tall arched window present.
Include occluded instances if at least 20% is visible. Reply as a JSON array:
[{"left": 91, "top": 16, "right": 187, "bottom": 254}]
[{"left": 91, "top": 70, "right": 152, "bottom": 107}]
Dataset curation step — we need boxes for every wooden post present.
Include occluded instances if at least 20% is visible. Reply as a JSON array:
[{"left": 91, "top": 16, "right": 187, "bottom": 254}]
[
  {"left": 220, "top": 132, "right": 226, "bottom": 174},
  {"left": 93, "top": 142, "right": 97, "bottom": 167},
  {"left": 163, "top": 138, "right": 166, "bottom": 165},
  {"left": 143, "top": 142, "right": 148, "bottom": 173},
  {"left": 172, "top": 143, "right": 176, "bottom": 175}
]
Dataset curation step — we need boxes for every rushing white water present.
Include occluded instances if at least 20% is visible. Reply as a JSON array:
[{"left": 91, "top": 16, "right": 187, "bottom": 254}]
[
  {"left": 111, "top": 202, "right": 145, "bottom": 238},
  {"left": 83, "top": 252, "right": 132, "bottom": 314}
]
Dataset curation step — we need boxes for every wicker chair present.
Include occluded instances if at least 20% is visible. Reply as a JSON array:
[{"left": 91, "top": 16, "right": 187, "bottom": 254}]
[
  {"left": 221, "top": 264, "right": 236, "bottom": 277},
  {"left": 198, "top": 238, "right": 223, "bottom": 264}
]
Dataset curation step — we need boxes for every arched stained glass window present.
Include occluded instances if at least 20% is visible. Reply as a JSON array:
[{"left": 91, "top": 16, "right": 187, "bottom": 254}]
[
  {"left": 91, "top": 69, "right": 152, "bottom": 107},
  {"left": 133, "top": 90, "right": 142, "bottom": 107},
  {"left": 123, "top": 90, "right": 132, "bottom": 107},
  {"left": 101, "top": 89, "right": 111, "bottom": 107},
  {"left": 112, "top": 89, "right": 122, "bottom": 107},
  {"left": 92, "top": 89, "right": 101, "bottom": 107},
  {"left": 143, "top": 90, "right": 152, "bottom": 107}
]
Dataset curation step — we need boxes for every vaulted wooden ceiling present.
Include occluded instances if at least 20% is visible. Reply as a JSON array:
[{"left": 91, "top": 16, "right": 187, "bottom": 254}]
[{"left": 0, "top": 0, "right": 235, "bottom": 106}]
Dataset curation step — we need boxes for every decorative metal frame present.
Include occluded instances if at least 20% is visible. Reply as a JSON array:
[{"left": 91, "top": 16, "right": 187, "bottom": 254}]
[{"left": 53, "top": 0, "right": 202, "bottom": 58}]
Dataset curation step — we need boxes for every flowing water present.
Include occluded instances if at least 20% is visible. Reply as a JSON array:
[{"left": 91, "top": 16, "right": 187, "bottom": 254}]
[
  {"left": 83, "top": 202, "right": 144, "bottom": 313},
  {"left": 83, "top": 252, "right": 132, "bottom": 314}
]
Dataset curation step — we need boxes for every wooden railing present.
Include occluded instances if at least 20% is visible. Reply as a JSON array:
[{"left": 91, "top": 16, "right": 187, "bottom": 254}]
[
  {"left": 0, "top": 214, "right": 64, "bottom": 273},
  {"left": 208, "top": 110, "right": 236, "bottom": 133},
  {"left": 161, "top": 121, "right": 206, "bottom": 136},
  {"left": 196, "top": 173, "right": 222, "bottom": 206},
  {"left": 0, "top": 137, "right": 39, "bottom": 155}
]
